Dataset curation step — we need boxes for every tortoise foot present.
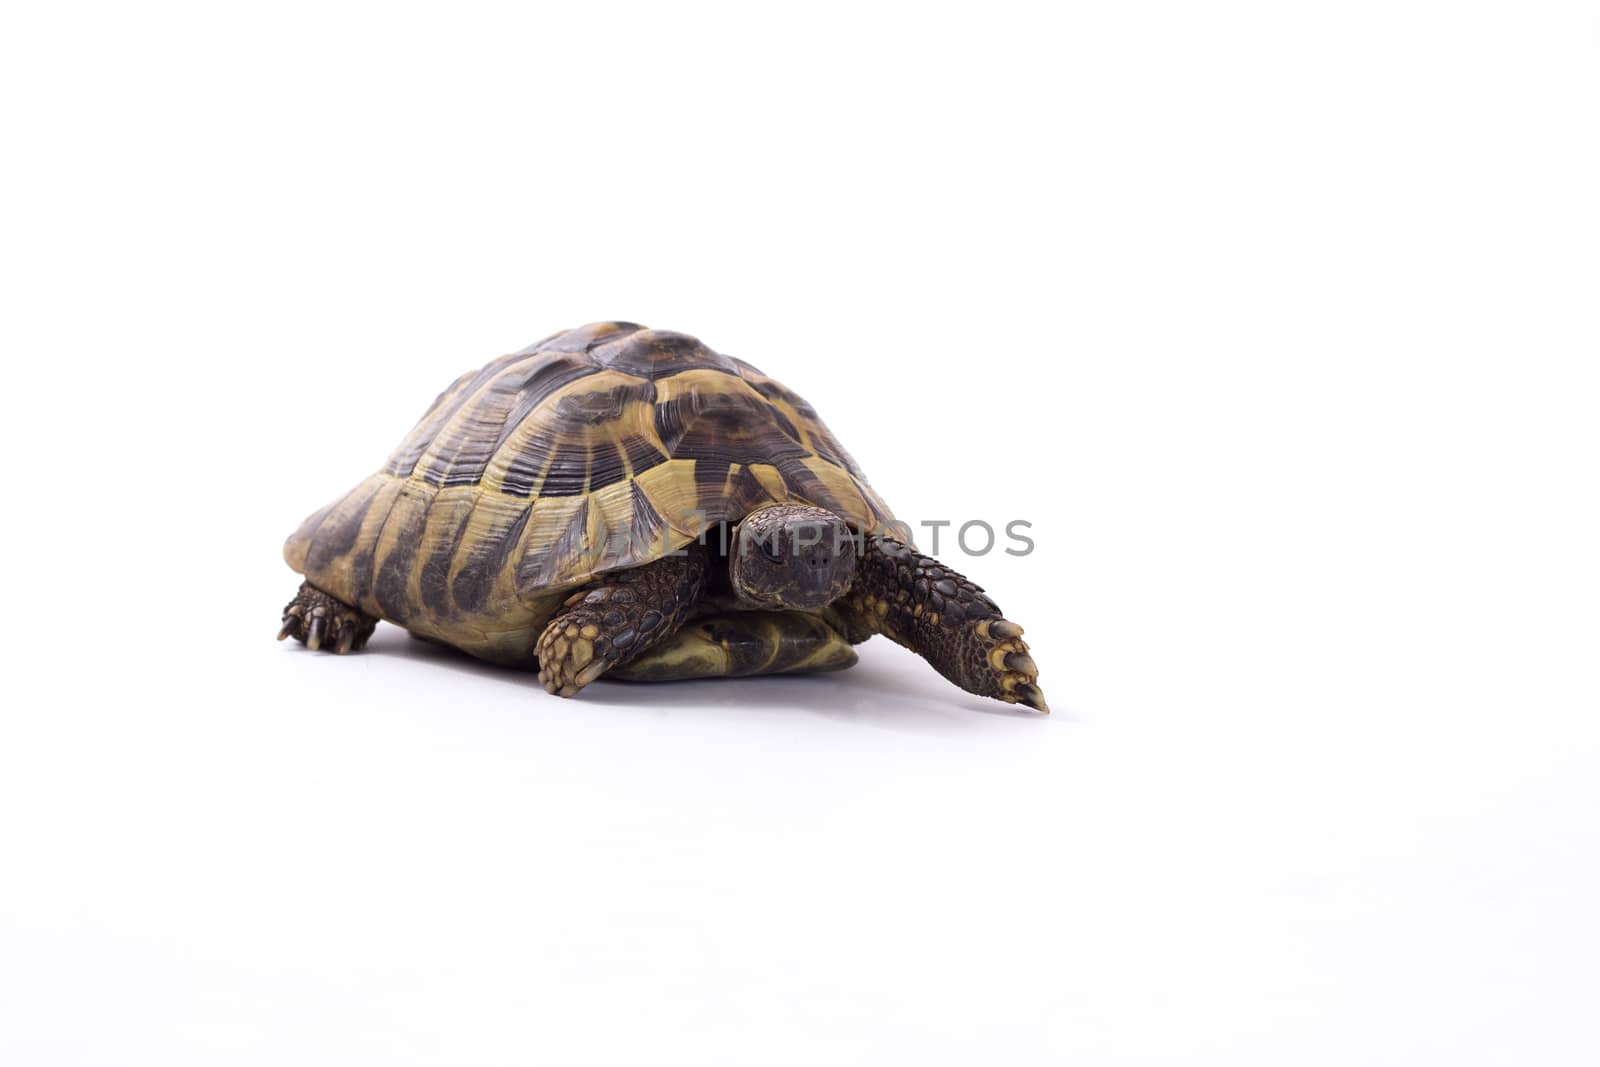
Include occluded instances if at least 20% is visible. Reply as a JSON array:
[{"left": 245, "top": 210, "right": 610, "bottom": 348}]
[
  {"left": 278, "top": 581, "right": 377, "bottom": 654},
  {"left": 968, "top": 618, "right": 1049, "bottom": 713},
  {"left": 534, "top": 614, "right": 625, "bottom": 697}
]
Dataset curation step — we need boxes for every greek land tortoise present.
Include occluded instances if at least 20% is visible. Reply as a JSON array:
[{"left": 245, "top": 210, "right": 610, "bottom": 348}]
[{"left": 280, "top": 322, "right": 1046, "bottom": 711}]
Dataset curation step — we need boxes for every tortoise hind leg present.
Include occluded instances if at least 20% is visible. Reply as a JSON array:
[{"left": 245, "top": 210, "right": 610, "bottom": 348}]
[
  {"left": 609, "top": 611, "right": 858, "bottom": 683},
  {"left": 278, "top": 581, "right": 377, "bottom": 654}
]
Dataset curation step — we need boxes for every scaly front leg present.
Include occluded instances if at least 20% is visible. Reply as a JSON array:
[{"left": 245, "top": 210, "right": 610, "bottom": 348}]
[
  {"left": 536, "top": 543, "right": 711, "bottom": 697},
  {"left": 835, "top": 536, "right": 1048, "bottom": 712}
]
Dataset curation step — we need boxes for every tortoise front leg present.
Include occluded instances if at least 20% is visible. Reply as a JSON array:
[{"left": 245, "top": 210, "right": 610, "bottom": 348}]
[
  {"left": 536, "top": 544, "right": 711, "bottom": 697},
  {"left": 834, "top": 536, "right": 1048, "bottom": 712}
]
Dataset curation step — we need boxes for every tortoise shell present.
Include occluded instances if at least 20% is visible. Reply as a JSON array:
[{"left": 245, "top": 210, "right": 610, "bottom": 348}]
[{"left": 283, "top": 322, "right": 899, "bottom": 664}]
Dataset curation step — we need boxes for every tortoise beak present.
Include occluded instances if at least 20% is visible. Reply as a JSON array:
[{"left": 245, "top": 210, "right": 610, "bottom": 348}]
[{"left": 786, "top": 577, "right": 840, "bottom": 611}]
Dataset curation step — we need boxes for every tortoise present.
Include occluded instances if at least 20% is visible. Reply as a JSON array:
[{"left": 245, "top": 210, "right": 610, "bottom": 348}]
[{"left": 279, "top": 322, "right": 1047, "bottom": 712}]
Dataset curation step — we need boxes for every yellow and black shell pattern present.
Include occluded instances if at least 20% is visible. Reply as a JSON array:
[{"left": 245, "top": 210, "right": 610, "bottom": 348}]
[{"left": 284, "top": 322, "right": 899, "bottom": 665}]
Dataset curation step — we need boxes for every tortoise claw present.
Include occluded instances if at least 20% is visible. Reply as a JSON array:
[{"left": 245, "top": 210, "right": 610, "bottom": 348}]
[
  {"left": 306, "top": 609, "right": 328, "bottom": 651},
  {"left": 1004, "top": 651, "right": 1037, "bottom": 676},
  {"left": 1014, "top": 682, "right": 1050, "bottom": 714}
]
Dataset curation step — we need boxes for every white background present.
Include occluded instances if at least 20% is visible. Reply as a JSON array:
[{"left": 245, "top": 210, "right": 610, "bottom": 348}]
[{"left": 3, "top": 2, "right": 1597, "bottom": 1064}]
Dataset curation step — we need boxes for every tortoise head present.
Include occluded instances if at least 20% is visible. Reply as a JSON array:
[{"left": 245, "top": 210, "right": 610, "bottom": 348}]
[{"left": 730, "top": 504, "right": 858, "bottom": 611}]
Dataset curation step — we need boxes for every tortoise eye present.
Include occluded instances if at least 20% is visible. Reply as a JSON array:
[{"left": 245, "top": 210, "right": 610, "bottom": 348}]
[{"left": 761, "top": 537, "right": 786, "bottom": 563}]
